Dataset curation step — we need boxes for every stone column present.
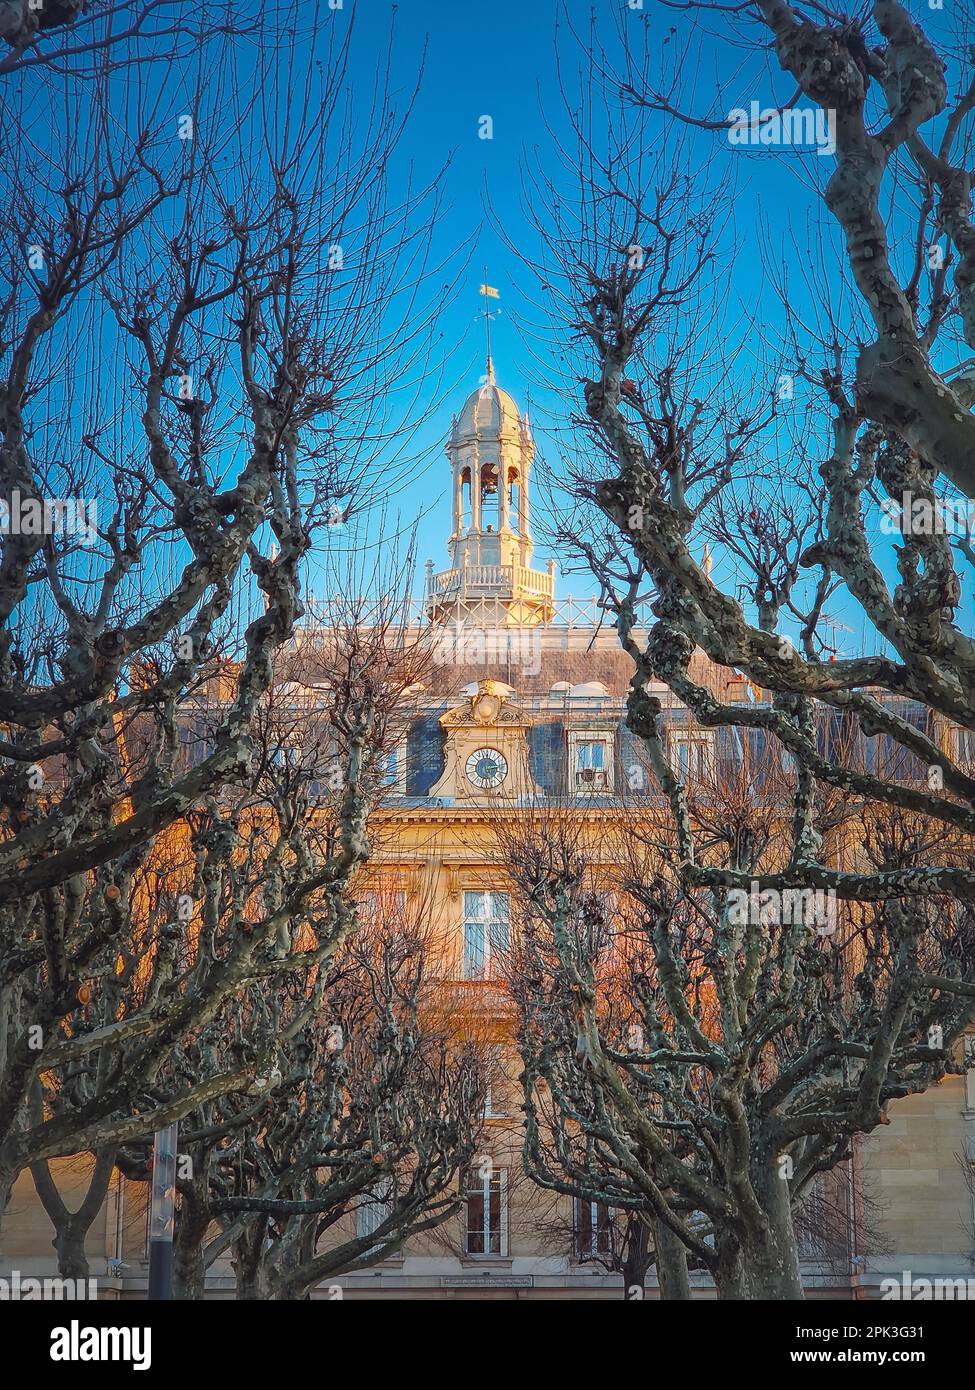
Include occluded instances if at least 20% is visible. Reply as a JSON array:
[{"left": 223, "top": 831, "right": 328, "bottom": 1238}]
[{"left": 471, "top": 446, "right": 481, "bottom": 533}]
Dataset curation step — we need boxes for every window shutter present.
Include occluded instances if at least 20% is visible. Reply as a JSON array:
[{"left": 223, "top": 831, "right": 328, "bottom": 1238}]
[
  {"left": 878, "top": 701, "right": 927, "bottom": 782},
  {"left": 716, "top": 725, "right": 744, "bottom": 781},
  {"left": 529, "top": 722, "right": 565, "bottom": 793},
  {"left": 747, "top": 728, "right": 769, "bottom": 790},
  {"left": 406, "top": 716, "right": 446, "bottom": 795},
  {"left": 619, "top": 723, "right": 652, "bottom": 794}
]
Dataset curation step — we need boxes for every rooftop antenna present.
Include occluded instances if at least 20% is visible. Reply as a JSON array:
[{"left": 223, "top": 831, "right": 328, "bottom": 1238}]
[
  {"left": 821, "top": 611, "right": 853, "bottom": 657},
  {"left": 478, "top": 268, "right": 499, "bottom": 382}
]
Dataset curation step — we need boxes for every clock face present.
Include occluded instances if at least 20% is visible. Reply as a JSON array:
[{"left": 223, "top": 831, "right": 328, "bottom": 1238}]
[{"left": 465, "top": 747, "right": 508, "bottom": 791}]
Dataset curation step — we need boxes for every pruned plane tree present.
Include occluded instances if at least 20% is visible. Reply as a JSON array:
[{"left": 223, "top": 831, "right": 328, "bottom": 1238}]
[{"left": 0, "top": 5, "right": 450, "bottom": 1218}]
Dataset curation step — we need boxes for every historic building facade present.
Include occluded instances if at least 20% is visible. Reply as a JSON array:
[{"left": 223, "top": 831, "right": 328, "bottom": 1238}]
[{"left": 2, "top": 365, "right": 974, "bottom": 1298}]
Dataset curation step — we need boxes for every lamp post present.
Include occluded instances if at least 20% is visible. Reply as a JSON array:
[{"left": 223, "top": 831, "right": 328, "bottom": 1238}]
[{"left": 147, "top": 1122, "right": 178, "bottom": 1299}]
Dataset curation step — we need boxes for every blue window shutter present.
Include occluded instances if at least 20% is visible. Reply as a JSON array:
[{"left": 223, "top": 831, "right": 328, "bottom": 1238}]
[
  {"left": 619, "top": 723, "right": 649, "bottom": 794},
  {"left": 179, "top": 717, "right": 210, "bottom": 769},
  {"left": 748, "top": 728, "right": 768, "bottom": 789},
  {"left": 529, "top": 722, "right": 565, "bottom": 793},
  {"left": 717, "top": 726, "right": 744, "bottom": 781},
  {"left": 885, "top": 701, "right": 927, "bottom": 782},
  {"left": 406, "top": 716, "right": 446, "bottom": 795}
]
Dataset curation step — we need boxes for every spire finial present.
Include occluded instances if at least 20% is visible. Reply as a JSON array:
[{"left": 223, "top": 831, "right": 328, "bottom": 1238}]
[{"left": 478, "top": 270, "right": 499, "bottom": 383}]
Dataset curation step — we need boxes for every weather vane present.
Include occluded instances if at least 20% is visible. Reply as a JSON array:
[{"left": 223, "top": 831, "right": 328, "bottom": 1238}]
[{"left": 478, "top": 267, "right": 499, "bottom": 381}]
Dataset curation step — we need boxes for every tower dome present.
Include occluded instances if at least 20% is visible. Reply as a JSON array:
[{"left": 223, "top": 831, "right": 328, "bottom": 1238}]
[{"left": 450, "top": 360, "right": 525, "bottom": 445}]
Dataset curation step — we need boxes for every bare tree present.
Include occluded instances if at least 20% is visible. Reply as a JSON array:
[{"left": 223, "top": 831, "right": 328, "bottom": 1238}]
[
  {"left": 29, "top": 1145, "right": 116, "bottom": 1279},
  {"left": 0, "top": 1, "right": 251, "bottom": 79},
  {"left": 164, "top": 909, "right": 484, "bottom": 1301},
  {"left": 14, "top": 584, "right": 433, "bottom": 1264},
  {"left": 497, "top": 5, "right": 975, "bottom": 1097},
  {"left": 504, "top": 775, "right": 975, "bottom": 1298},
  {"left": 515, "top": 1178, "right": 678, "bottom": 1300},
  {"left": 1, "top": 1, "right": 147, "bottom": 74},
  {"left": 0, "top": 4, "right": 451, "bottom": 1215}
]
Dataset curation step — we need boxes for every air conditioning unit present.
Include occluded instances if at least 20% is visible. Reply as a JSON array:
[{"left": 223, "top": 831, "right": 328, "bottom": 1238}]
[{"left": 576, "top": 769, "right": 609, "bottom": 789}]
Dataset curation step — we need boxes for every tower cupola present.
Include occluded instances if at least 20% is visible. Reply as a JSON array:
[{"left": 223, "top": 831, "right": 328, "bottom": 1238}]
[{"left": 426, "top": 363, "right": 554, "bottom": 626}]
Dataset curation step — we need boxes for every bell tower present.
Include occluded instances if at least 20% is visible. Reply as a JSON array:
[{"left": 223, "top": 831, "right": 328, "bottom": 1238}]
[{"left": 425, "top": 359, "right": 554, "bottom": 626}]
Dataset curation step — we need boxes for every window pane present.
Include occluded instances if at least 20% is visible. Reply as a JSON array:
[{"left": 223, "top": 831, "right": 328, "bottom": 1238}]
[
  {"left": 464, "top": 920, "right": 485, "bottom": 978},
  {"left": 465, "top": 890, "right": 487, "bottom": 920},
  {"left": 576, "top": 1198, "right": 592, "bottom": 1254},
  {"left": 577, "top": 741, "right": 605, "bottom": 771},
  {"left": 596, "top": 1203, "right": 611, "bottom": 1253},
  {"left": 490, "top": 915, "right": 510, "bottom": 960},
  {"left": 466, "top": 1188, "right": 485, "bottom": 1254},
  {"left": 357, "top": 1182, "right": 393, "bottom": 1239}
]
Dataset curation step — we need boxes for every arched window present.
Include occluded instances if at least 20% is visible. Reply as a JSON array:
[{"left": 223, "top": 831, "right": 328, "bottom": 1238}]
[
  {"left": 508, "top": 470, "right": 520, "bottom": 533},
  {"left": 459, "top": 467, "right": 471, "bottom": 531}
]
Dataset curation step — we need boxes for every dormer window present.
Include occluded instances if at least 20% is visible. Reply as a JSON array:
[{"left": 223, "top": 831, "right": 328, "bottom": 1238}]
[
  {"left": 671, "top": 730, "right": 715, "bottom": 782},
  {"left": 569, "top": 731, "right": 614, "bottom": 793},
  {"left": 577, "top": 741, "right": 606, "bottom": 786}
]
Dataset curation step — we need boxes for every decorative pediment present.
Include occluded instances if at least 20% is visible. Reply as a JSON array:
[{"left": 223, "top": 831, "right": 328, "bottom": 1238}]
[
  {"left": 430, "top": 681, "right": 542, "bottom": 801},
  {"left": 439, "top": 680, "right": 529, "bottom": 731}
]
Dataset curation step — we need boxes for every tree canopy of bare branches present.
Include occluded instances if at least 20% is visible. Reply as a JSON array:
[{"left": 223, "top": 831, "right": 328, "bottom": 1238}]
[
  {"left": 505, "top": 787, "right": 975, "bottom": 1298},
  {"left": 0, "top": 5, "right": 452, "bottom": 1214},
  {"left": 505, "top": 3, "right": 975, "bottom": 942}
]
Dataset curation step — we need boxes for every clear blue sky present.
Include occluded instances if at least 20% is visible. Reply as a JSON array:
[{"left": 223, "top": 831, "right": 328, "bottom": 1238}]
[
  {"left": 340, "top": 0, "right": 972, "bottom": 663},
  {"left": 337, "top": 0, "right": 575, "bottom": 591},
  {"left": 25, "top": 0, "right": 961, "bottom": 659}
]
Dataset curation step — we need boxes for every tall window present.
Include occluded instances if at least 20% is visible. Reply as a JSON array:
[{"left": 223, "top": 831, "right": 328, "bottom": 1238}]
[
  {"left": 954, "top": 726, "right": 975, "bottom": 768},
  {"left": 484, "top": 1044, "right": 510, "bottom": 1119},
  {"left": 574, "top": 1198, "right": 612, "bottom": 1258},
  {"left": 464, "top": 1166, "right": 507, "bottom": 1256},
  {"left": 463, "top": 891, "right": 510, "bottom": 979},
  {"left": 962, "top": 1033, "right": 975, "bottom": 1110},
  {"left": 181, "top": 716, "right": 214, "bottom": 769},
  {"left": 357, "top": 1181, "right": 394, "bottom": 1255},
  {"left": 361, "top": 888, "right": 407, "bottom": 927}
]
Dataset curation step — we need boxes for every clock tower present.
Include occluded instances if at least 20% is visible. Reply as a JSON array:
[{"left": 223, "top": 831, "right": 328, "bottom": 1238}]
[{"left": 424, "top": 359, "right": 555, "bottom": 627}]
